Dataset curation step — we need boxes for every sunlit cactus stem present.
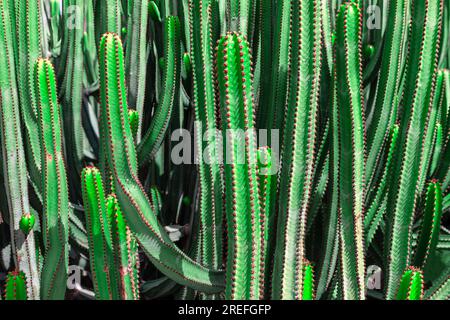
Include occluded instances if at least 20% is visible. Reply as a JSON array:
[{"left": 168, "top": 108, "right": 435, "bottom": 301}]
[
  {"left": 385, "top": 0, "right": 444, "bottom": 299},
  {"left": 34, "top": 59, "right": 70, "bottom": 300},
  {"left": 396, "top": 267, "right": 424, "bottom": 300},
  {"left": 99, "top": 32, "right": 225, "bottom": 293},
  {"left": 81, "top": 166, "right": 118, "bottom": 300},
  {"left": 107, "top": 195, "right": 140, "bottom": 300},
  {"left": 333, "top": 2, "right": 366, "bottom": 300},
  {"left": 4, "top": 271, "right": 28, "bottom": 300}
]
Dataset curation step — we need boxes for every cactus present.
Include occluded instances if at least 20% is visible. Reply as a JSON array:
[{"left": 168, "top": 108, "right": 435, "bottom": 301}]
[
  {"left": 333, "top": 2, "right": 366, "bottom": 300},
  {"left": 4, "top": 271, "right": 28, "bottom": 300},
  {"left": 34, "top": 59, "right": 70, "bottom": 300},
  {"left": 396, "top": 267, "right": 424, "bottom": 300},
  {"left": 0, "top": 0, "right": 448, "bottom": 301}
]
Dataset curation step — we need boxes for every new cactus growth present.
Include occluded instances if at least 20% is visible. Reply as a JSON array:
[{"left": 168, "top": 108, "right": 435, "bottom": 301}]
[{"left": 0, "top": 0, "right": 448, "bottom": 301}]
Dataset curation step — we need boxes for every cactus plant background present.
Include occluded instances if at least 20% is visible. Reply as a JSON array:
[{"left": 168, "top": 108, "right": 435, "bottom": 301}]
[{"left": 0, "top": 0, "right": 448, "bottom": 300}]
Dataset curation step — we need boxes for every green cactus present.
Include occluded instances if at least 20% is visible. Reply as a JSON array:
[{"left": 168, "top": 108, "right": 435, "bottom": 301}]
[
  {"left": 384, "top": 0, "right": 443, "bottom": 299},
  {"left": 396, "top": 267, "right": 424, "bottom": 300},
  {"left": 81, "top": 167, "right": 118, "bottom": 299},
  {"left": 0, "top": 0, "right": 448, "bottom": 302},
  {"left": 4, "top": 271, "right": 28, "bottom": 300},
  {"left": 333, "top": 2, "right": 366, "bottom": 300},
  {"left": 34, "top": 58, "right": 70, "bottom": 300},
  {"left": 98, "top": 31, "right": 224, "bottom": 293},
  {"left": 216, "top": 32, "right": 261, "bottom": 299}
]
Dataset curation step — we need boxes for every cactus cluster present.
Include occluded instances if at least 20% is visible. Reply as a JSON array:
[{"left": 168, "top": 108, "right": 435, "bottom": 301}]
[{"left": 0, "top": 0, "right": 448, "bottom": 300}]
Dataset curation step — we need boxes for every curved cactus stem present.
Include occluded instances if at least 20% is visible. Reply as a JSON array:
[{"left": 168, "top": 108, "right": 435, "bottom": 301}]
[
  {"left": 272, "top": 0, "right": 322, "bottom": 300},
  {"left": 4, "top": 271, "right": 28, "bottom": 300},
  {"left": 138, "top": 16, "right": 181, "bottom": 165},
  {"left": 35, "top": 59, "right": 70, "bottom": 300},
  {"left": 0, "top": 0, "right": 40, "bottom": 300},
  {"left": 396, "top": 267, "right": 424, "bottom": 300},
  {"left": 216, "top": 32, "right": 262, "bottom": 300},
  {"left": 413, "top": 181, "right": 443, "bottom": 268},
  {"left": 99, "top": 32, "right": 225, "bottom": 293},
  {"left": 418, "top": 70, "right": 446, "bottom": 194},
  {"left": 385, "top": 0, "right": 443, "bottom": 299},
  {"left": 81, "top": 167, "right": 118, "bottom": 300},
  {"left": 302, "top": 262, "right": 315, "bottom": 301}
]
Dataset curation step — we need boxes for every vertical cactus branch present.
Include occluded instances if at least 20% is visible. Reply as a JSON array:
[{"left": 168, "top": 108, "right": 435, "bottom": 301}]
[
  {"left": 257, "top": 147, "right": 274, "bottom": 298},
  {"left": 99, "top": 32, "right": 225, "bottom": 293},
  {"left": 0, "top": 0, "right": 39, "bottom": 300},
  {"left": 272, "top": 0, "right": 322, "bottom": 300},
  {"left": 107, "top": 195, "right": 140, "bottom": 300},
  {"left": 35, "top": 59, "right": 70, "bottom": 300},
  {"left": 334, "top": 2, "right": 366, "bottom": 300},
  {"left": 4, "top": 271, "right": 28, "bottom": 300},
  {"left": 125, "top": 0, "right": 150, "bottom": 139},
  {"left": 59, "top": 0, "right": 85, "bottom": 193},
  {"left": 138, "top": 16, "right": 181, "bottom": 165},
  {"left": 96, "top": 0, "right": 122, "bottom": 40},
  {"left": 302, "top": 261, "right": 315, "bottom": 301},
  {"left": 81, "top": 167, "right": 118, "bottom": 300},
  {"left": 396, "top": 267, "right": 424, "bottom": 300},
  {"left": 189, "top": 0, "right": 224, "bottom": 272},
  {"left": 385, "top": 0, "right": 443, "bottom": 299},
  {"left": 15, "top": 0, "right": 44, "bottom": 193},
  {"left": 216, "top": 32, "right": 262, "bottom": 299}
]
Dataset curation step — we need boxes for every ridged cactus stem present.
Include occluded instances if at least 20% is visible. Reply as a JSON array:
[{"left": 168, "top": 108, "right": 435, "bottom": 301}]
[
  {"left": 99, "top": 32, "right": 225, "bottom": 293},
  {"left": 4, "top": 271, "right": 28, "bottom": 300},
  {"left": 107, "top": 195, "right": 140, "bottom": 300},
  {"left": 396, "top": 267, "right": 424, "bottom": 300},
  {"left": 257, "top": 147, "right": 274, "bottom": 299},
  {"left": 302, "top": 262, "right": 315, "bottom": 301},
  {"left": 413, "top": 180, "right": 443, "bottom": 268},
  {"left": 365, "top": 0, "right": 409, "bottom": 184},
  {"left": 35, "top": 59, "right": 70, "bottom": 300},
  {"left": 15, "top": 0, "right": 44, "bottom": 194},
  {"left": 365, "top": 125, "right": 400, "bottom": 247},
  {"left": 334, "top": 2, "right": 366, "bottom": 300},
  {"left": 189, "top": 0, "right": 224, "bottom": 272},
  {"left": 272, "top": 0, "right": 322, "bottom": 300},
  {"left": 385, "top": 0, "right": 443, "bottom": 299},
  {"left": 138, "top": 16, "right": 181, "bottom": 165},
  {"left": 125, "top": 0, "right": 150, "bottom": 140},
  {"left": 81, "top": 167, "right": 118, "bottom": 300},
  {"left": 216, "top": 32, "right": 262, "bottom": 300},
  {"left": 59, "top": 0, "right": 85, "bottom": 195}
]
